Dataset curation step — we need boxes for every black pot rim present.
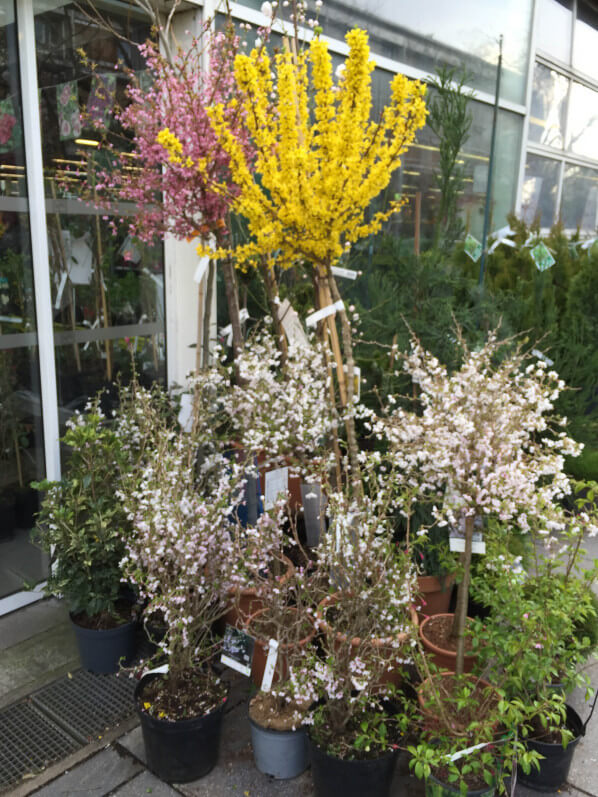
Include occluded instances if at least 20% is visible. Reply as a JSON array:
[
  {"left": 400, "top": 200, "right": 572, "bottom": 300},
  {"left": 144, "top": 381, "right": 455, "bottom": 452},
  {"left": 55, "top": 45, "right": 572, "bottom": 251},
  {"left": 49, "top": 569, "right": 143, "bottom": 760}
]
[{"left": 134, "top": 673, "right": 228, "bottom": 727}]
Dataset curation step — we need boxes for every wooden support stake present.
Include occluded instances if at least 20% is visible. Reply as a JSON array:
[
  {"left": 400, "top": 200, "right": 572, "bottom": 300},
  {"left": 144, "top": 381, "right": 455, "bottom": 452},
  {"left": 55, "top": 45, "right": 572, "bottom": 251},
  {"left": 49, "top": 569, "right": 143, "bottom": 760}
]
[{"left": 414, "top": 191, "right": 421, "bottom": 255}]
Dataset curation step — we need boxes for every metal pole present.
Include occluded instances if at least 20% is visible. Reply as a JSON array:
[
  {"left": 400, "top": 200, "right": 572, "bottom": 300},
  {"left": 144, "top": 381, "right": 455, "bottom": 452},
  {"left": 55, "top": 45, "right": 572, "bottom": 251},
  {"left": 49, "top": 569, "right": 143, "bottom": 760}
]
[{"left": 478, "top": 35, "right": 503, "bottom": 288}]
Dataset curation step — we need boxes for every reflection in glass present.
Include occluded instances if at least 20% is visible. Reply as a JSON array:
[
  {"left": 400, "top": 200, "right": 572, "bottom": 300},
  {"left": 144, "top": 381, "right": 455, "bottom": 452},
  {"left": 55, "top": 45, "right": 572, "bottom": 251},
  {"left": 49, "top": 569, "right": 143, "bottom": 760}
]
[
  {"left": 573, "top": 0, "right": 598, "bottom": 80},
  {"left": 0, "top": 0, "right": 48, "bottom": 597},
  {"left": 521, "top": 154, "right": 560, "bottom": 227},
  {"left": 536, "top": 0, "right": 573, "bottom": 64},
  {"left": 34, "top": 1, "right": 166, "bottom": 411},
  {"left": 529, "top": 64, "right": 568, "bottom": 148},
  {"left": 567, "top": 82, "right": 598, "bottom": 160},
  {"left": 561, "top": 164, "right": 598, "bottom": 230},
  {"left": 236, "top": 0, "right": 533, "bottom": 105}
]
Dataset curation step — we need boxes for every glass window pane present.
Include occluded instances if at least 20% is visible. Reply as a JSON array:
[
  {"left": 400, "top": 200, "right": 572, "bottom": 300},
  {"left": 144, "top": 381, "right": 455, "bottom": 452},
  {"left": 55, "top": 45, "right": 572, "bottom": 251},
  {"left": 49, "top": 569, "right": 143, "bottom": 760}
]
[
  {"left": 521, "top": 154, "right": 560, "bottom": 227},
  {"left": 567, "top": 81, "right": 598, "bottom": 160},
  {"left": 573, "top": 0, "right": 598, "bottom": 80},
  {"left": 0, "top": 0, "right": 48, "bottom": 596},
  {"left": 528, "top": 63, "right": 568, "bottom": 148},
  {"left": 561, "top": 164, "right": 598, "bottom": 231},
  {"left": 34, "top": 1, "right": 166, "bottom": 415},
  {"left": 536, "top": 0, "right": 573, "bottom": 64}
]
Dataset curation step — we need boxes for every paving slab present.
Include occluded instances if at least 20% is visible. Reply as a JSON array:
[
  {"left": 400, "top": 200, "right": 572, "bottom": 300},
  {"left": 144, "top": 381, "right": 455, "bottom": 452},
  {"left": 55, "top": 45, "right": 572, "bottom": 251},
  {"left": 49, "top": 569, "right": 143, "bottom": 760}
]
[
  {"left": 111, "top": 770, "right": 182, "bottom": 796},
  {"left": 32, "top": 748, "right": 142, "bottom": 796},
  {"left": 0, "top": 622, "right": 80, "bottom": 709},
  {"left": 0, "top": 599, "right": 70, "bottom": 652}
]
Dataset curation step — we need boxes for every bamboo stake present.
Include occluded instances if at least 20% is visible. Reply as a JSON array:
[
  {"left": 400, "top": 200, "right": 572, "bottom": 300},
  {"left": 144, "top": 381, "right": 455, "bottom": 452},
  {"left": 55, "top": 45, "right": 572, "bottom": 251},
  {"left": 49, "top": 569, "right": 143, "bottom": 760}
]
[
  {"left": 414, "top": 191, "right": 421, "bottom": 255},
  {"left": 196, "top": 277, "right": 205, "bottom": 375}
]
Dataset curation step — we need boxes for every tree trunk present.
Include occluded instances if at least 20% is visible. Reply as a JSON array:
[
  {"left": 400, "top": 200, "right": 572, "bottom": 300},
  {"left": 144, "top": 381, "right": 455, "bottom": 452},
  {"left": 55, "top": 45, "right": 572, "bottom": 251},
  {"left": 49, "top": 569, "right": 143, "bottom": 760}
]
[
  {"left": 220, "top": 255, "right": 245, "bottom": 384},
  {"left": 452, "top": 513, "right": 474, "bottom": 676},
  {"left": 326, "top": 269, "right": 362, "bottom": 495},
  {"left": 201, "top": 260, "right": 215, "bottom": 369},
  {"left": 260, "top": 258, "right": 287, "bottom": 366}
]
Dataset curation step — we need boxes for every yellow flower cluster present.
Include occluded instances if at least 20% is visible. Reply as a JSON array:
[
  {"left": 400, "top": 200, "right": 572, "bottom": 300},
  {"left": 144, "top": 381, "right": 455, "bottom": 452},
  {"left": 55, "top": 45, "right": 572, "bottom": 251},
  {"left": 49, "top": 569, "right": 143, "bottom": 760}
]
[{"left": 158, "top": 29, "right": 427, "bottom": 270}]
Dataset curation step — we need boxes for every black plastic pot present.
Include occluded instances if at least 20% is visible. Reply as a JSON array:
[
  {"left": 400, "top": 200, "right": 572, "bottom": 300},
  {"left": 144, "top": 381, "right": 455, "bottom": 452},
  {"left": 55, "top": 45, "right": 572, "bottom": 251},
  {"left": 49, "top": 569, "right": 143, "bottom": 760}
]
[
  {"left": 309, "top": 736, "right": 398, "bottom": 797},
  {"left": 135, "top": 675, "right": 226, "bottom": 783},
  {"left": 426, "top": 773, "right": 496, "bottom": 797},
  {"left": 70, "top": 613, "right": 137, "bottom": 674},
  {"left": 517, "top": 704, "right": 583, "bottom": 792}
]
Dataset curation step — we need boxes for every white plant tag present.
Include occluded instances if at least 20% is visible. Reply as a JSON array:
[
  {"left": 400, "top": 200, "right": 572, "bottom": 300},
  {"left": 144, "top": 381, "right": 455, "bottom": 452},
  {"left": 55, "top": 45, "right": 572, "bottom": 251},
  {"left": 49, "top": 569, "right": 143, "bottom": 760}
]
[
  {"left": 449, "top": 530, "right": 486, "bottom": 555},
  {"left": 143, "top": 663, "right": 169, "bottom": 677},
  {"left": 264, "top": 467, "right": 289, "bottom": 510},
  {"left": 305, "top": 299, "right": 344, "bottom": 328},
  {"left": 278, "top": 298, "right": 308, "bottom": 346},
  {"left": 353, "top": 365, "right": 361, "bottom": 402},
  {"left": 331, "top": 265, "right": 358, "bottom": 280},
  {"left": 177, "top": 393, "right": 193, "bottom": 433},
  {"left": 194, "top": 256, "right": 210, "bottom": 284},
  {"left": 220, "top": 625, "right": 255, "bottom": 677},
  {"left": 260, "top": 639, "right": 279, "bottom": 692},
  {"left": 446, "top": 740, "right": 491, "bottom": 762}
]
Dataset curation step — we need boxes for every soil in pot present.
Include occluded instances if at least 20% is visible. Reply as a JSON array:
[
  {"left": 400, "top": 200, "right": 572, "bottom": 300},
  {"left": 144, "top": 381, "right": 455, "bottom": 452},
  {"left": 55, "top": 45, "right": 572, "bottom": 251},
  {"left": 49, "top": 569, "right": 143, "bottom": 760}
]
[
  {"left": 309, "top": 736, "right": 399, "bottom": 797},
  {"left": 517, "top": 704, "right": 583, "bottom": 792},
  {"left": 419, "top": 613, "right": 477, "bottom": 673},
  {"left": 136, "top": 671, "right": 227, "bottom": 783},
  {"left": 249, "top": 692, "right": 308, "bottom": 779}
]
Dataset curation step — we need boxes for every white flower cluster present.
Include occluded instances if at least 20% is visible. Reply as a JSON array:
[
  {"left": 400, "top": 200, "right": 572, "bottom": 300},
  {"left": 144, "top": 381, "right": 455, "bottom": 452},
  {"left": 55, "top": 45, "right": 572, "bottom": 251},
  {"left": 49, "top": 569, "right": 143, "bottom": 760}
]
[{"left": 375, "top": 332, "right": 584, "bottom": 538}]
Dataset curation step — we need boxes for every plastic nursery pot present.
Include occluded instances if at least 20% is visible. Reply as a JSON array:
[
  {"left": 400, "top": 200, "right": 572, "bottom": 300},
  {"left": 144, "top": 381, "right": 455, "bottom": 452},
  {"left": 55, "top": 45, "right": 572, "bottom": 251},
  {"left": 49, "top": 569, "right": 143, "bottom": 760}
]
[
  {"left": 309, "top": 736, "right": 399, "bottom": 797},
  {"left": 416, "top": 575, "right": 455, "bottom": 621},
  {"left": 426, "top": 772, "right": 496, "bottom": 797},
  {"left": 419, "top": 613, "right": 478, "bottom": 673},
  {"left": 222, "top": 554, "right": 295, "bottom": 630},
  {"left": 249, "top": 716, "right": 308, "bottom": 779},
  {"left": 134, "top": 674, "right": 227, "bottom": 783},
  {"left": 517, "top": 704, "right": 583, "bottom": 792},
  {"left": 247, "top": 607, "right": 316, "bottom": 688},
  {"left": 316, "top": 593, "right": 419, "bottom": 687},
  {"left": 70, "top": 612, "right": 137, "bottom": 674}
]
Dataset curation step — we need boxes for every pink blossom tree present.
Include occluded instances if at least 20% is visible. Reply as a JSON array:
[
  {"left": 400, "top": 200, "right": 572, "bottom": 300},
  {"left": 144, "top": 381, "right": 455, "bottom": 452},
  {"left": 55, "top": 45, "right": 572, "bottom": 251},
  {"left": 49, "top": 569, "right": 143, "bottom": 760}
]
[{"left": 89, "top": 22, "right": 255, "bottom": 374}]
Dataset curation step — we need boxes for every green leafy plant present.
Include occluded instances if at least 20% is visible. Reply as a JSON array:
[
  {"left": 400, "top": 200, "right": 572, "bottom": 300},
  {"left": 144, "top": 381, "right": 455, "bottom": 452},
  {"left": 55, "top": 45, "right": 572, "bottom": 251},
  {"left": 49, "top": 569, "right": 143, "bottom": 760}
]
[{"left": 33, "top": 396, "right": 132, "bottom": 623}]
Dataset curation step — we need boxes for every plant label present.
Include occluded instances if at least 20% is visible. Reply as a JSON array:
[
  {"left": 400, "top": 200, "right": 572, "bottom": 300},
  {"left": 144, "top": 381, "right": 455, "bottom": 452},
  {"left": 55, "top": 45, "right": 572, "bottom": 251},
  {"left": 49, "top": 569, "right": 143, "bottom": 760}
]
[
  {"left": 194, "top": 256, "right": 210, "bottom": 284},
  {"left": 264, "top": 467, "right": 289, "bottom": 510},
  {"left": 331, "top": 265, "right": 358, "bottom": 280},
  {"left": 531, "top": 241, "right": 555, "bottom": 271},
  {"left": 305, "top": 299, "right": 344, "bottom": 327},
  {"left": 220, "top": 625, "right": 255, "bottom": 677},
  {"left": 260, "top": 639, "right": 279, "bottom": 692},
  {"left": 177, "top": 393, "right": 193, "bottom": 432},
  {"left": 464, "top": 234, "right": 482, "bottom": 262},
  {"left": 353, "top": 365, "right": 361, "bottom": 402},
  {"left": 278, "top": 298, "right": 308, "bottom": 346},
  {"left": 449, "top": 530, "right": 486, "bottom": 554}
]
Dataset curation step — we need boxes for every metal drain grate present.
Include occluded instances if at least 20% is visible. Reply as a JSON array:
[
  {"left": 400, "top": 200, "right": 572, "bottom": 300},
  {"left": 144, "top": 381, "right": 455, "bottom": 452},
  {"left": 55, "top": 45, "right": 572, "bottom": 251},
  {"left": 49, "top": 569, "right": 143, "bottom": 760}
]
[
  {"left": 0, "top": 701, "right": 80, "bottom": 790},
  {"left": 31, "top": 669, "right": 136, "bottom": 745}
]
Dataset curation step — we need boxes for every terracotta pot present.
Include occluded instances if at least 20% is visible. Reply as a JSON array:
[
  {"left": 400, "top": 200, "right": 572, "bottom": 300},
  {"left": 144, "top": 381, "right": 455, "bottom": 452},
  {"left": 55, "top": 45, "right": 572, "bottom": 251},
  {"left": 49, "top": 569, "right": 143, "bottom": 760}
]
[
  {"left": 245, "top": 607, "right": 316, "bottom": 688},
  {"left": 316, "top": 593, "right": 419, "bottom": 687},
  {"left": 223, "top": 554, "right": 295, "bottom": 630},
  {"left": 416, "top": 574, "right": 455, "bottom": 621},
  {"left": 419, "top": 613, "right": 478, "bottom": 673},
  {"left": 417, "top": 671, "right": 497, "bottom": 732}
]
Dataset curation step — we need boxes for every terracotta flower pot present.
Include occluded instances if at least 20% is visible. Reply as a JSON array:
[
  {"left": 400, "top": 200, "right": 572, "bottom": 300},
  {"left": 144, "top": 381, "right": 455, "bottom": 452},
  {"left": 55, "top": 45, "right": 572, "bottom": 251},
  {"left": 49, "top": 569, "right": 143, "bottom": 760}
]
[
  {"left": 223, "top": 554, "right": 295, "bottom": 630},
  {"left": 316, "top": 593, "right": 419, "bottom": 687},
  {"left": 245, "top": 606, "right": 316, "bottom": 688},
  {"left": 417, "top": 671, "right": 498, "bottom": 733},
  {"left": 419, "top": 613, "right": 478, "bottom": 673},
  {"left": 416, "top": 574, "right": 455, "bottom": 621}
]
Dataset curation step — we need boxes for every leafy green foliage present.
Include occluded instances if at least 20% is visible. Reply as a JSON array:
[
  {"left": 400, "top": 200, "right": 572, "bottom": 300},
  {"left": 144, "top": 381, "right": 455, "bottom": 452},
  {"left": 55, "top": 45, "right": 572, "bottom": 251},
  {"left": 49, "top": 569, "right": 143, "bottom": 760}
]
[{"left": 33, "top": 397, "right": 131, "bottom": 619}]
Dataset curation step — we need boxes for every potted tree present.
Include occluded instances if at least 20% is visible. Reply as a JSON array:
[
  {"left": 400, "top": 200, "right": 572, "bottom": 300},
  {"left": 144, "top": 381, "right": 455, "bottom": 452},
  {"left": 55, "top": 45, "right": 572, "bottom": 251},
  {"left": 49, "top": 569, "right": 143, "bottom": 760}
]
[
  {"left": 286, "top": 471, "right": 420, "bottom": 797},
  {"left": 376, "top": 327, "right": 585, "bottom": 677},
  {"left": 34, "top": 396, "right": 138, "bottom": 673}
]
